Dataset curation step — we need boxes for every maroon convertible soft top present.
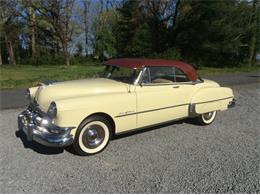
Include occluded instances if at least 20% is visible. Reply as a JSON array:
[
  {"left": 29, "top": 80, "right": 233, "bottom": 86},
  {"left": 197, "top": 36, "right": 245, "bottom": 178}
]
[{"left": 104, "top": 58, "right": 198, "bottom": 82}]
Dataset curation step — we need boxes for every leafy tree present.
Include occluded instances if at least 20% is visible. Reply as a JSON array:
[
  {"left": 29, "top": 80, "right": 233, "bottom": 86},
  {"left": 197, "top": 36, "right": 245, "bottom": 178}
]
[
  {"left": 172, "top": 0, "right": 254, "bottom": 67},
  {"left": 248, "top": 0, "right": 259, "bottom": 66},
  {"left": 158, "top": 48, "right": 181, "bottom": 60},
  {"left": 116, "top": 0, "right": 179, "bottom": 56},
  {"left": 0, "top": 0, "right": 258, "bottom": 68},
  {"left": 93, "top": 9, "right": 118, "bottom": 60},
  {"left": 117, "top": 0, "right": 143, "bottom": 56},
  {"left": 0, "top": 0, "right": 20, "bottom": 65},
  {"left": 129, "top": 23, "right": 153, "bottom": 56},
  {"left": 256, "top": 0, "right": 260, "bottom": 54}
]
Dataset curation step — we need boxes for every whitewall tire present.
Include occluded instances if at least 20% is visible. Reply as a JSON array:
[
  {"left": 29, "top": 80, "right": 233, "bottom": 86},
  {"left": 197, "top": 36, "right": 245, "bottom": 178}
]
[
  {"left": 196, "top": 111, "right": 217, "bottom": 125},
  {"left": 73, "top": 116, "right": 111, "bottom": 155}
]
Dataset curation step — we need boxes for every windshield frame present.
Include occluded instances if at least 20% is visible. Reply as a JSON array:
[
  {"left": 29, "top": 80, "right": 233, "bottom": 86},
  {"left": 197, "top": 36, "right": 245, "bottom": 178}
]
[{"left": 101, "top": 65, "right": 142, "bottom": 85}]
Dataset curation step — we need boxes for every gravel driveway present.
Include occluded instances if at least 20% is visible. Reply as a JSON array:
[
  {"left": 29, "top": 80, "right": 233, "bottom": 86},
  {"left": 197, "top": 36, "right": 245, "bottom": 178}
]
[{"left": 0, "top": 82, "right": 259, "bottom": 193}]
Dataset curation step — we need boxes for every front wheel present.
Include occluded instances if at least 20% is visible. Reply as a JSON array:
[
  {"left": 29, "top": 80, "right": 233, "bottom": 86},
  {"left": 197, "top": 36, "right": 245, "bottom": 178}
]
[
  {"left": 195, "top": 111, "right": 217, "bottom": 125},
  {"left": 73, "top": 116, "right": 112, "bottom": 156}
]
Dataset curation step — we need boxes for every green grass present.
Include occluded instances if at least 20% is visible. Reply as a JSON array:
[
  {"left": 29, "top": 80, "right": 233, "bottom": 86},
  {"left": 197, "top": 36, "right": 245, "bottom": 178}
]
[
  {"left": 0, "top": 64, "right": 259, "bottom": 89},
  {"left": 0, "top": 64, "right": 103, "bottom": 89}
]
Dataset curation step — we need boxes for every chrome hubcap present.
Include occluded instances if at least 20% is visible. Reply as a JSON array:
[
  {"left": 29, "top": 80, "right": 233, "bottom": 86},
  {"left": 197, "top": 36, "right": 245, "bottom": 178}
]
[
  {"left": 202, "top": 112, "right": 213, "bottom": 120},
  {"left": 83, "top": 125, "right": 105, "bottom": 148},
  {"left": 87, "top": 129, "right": 102, "bottom": 146}
]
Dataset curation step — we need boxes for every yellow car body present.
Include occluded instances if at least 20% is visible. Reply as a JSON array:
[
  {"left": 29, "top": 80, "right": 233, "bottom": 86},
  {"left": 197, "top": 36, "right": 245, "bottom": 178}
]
[
  {"left": 18, "top": 58, "right": 235, "bottom": 155},
  {"left": 25, "top": 77, "right": 234, "bottom": 137}
]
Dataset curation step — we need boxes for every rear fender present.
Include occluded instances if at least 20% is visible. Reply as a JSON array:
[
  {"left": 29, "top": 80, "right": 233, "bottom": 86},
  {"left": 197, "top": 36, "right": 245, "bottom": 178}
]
[{"left": 190, "top": 87, "right": 234, "bottom": 115}]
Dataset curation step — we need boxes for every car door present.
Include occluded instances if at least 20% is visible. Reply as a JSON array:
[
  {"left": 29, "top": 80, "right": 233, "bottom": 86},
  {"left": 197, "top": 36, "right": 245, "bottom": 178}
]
[{"left": 135, "top": 66, "right": 197, "bottom": 128}]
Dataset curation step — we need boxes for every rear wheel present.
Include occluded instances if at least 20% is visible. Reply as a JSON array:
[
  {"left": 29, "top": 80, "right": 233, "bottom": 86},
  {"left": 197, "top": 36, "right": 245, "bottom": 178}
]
[
  {"left": 195, "top": 111, "right": 217, "bottom": 125},
  {"left": 73, "top": 116, "right": 111, "bottom": 156}
]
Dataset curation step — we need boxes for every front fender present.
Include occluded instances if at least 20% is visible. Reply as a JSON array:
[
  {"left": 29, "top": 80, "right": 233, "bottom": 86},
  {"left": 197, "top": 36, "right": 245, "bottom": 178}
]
[{"left": 53, "top": 92, "right": 136, "bottom": 136}]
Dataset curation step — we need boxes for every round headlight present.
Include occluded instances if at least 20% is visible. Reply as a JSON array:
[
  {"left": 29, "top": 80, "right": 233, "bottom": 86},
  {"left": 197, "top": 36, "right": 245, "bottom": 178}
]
[
  {"left": 25, "top": 89, "right": 31, "bottom": 100},
  {"left": 48, "top": 102, "right": 57, "bottom": 118}
]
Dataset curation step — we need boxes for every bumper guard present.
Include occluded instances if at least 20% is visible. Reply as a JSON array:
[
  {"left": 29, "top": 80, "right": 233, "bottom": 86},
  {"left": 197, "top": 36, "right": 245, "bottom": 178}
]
[
  {"left": 228, "top": 98, "right": 236, "bottom": 108},
  {"left": 18, "top": 108, "right": 74, "bottom": 147}
]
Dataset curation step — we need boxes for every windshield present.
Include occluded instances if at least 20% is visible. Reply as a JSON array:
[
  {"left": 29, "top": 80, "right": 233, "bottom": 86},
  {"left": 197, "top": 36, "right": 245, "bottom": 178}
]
[{"left": 101, "top": 65, "right": 141, "bottom": 84}]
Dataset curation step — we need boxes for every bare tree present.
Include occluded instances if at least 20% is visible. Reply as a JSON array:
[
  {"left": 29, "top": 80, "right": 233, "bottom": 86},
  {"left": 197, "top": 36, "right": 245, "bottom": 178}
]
[
  {"left": 29, "top": 0, "right": 37, "bottom": 58},
  {"left": 4, "top": 32, "right": 16, "bottom": 64},
  {"left": 248, "top": 0, "right": 258, "bottom": 66},
  {"left": 143, "top": 0, "right": 177, "bottom": 22},
  {"left": 0, "top": 0, "right": 18, "bottom": 65},
  {"left": 100, "top": 0, "right": 104, "bottom": 13},
  {"left": 141, "top": 0, "right": 178, "bottom": 52},
  {"left": 36, "top": 0, "right": 75, "bottom": 66},
  {"left": 19, "top": 0, "right": 40, "bottom": 58},
  {"left": 83, "top": 0, "right": 90, "bottom": 56},
  {"left": 103, "top": 0, "right": 124, "bottom": 10}
]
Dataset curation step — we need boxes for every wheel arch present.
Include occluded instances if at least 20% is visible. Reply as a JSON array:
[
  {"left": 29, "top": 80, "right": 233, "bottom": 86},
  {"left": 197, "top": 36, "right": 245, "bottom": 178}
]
[{"left": 80, "top": 112, "right": 116, "bottom": 135}]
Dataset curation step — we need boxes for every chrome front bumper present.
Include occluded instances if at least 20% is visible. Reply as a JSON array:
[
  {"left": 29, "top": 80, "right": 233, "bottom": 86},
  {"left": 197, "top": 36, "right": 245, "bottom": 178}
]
[{"left": 18, "top": 107, "right": 74, "bottom": 147}]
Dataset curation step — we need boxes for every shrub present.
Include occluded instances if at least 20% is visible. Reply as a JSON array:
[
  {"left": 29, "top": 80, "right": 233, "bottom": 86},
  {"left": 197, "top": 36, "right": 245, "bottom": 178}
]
[
  {"left": 21, "top": 54, "right": 65, "bottom": 66},
  {"left": 149, "top": 48, "right": 182, "bottom": 60}
]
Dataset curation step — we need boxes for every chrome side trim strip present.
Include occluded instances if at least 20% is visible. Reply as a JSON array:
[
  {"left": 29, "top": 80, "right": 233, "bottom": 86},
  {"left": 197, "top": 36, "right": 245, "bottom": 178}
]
[
  {"left": 115, "top": 103, "right": 189, "bottom": 118},
  {"left": 195, "top": 96, "right": 234, "bottom": 105},
  {"left": 115, "top": 96, "right": 233, "bottom": 118}
]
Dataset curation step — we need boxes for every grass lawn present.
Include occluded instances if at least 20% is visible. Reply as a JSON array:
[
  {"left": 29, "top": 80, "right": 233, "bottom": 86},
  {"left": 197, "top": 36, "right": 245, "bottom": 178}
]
[
  {"left": 0, "top": 63, "right": 259, "bottom": 89},
  {"left": 0, "top": 64, "right": 103, "bottom": 89}
]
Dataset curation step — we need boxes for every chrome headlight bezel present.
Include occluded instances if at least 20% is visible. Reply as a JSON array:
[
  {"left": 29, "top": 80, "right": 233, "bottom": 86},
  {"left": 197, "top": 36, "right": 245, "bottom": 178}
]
[{"left": 47, "top": 102, "right": 57, "bottom": 118}]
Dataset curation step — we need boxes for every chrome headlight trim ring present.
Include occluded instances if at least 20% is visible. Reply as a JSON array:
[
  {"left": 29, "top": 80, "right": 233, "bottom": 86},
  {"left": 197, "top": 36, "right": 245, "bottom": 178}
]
[{"left": 47, "top": 102, "right": 57, "bottom": 118}]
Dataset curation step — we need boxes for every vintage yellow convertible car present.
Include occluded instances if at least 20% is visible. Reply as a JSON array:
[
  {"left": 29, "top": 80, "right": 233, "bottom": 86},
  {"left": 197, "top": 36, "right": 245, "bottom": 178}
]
[{"left": 18, "top": 58, "right": 235, "bottom": 155}]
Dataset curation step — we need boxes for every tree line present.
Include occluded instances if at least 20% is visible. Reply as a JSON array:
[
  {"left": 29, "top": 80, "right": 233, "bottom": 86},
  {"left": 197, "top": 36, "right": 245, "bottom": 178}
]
[{"left": 0, "top": 0, "right": 259, "bottom": 67}]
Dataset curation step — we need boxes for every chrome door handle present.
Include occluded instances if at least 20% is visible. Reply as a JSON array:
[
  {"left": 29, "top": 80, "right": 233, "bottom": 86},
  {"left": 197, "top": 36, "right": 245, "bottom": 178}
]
[{"left": 172, "top": 86, "right": 180, "bottom": 88}]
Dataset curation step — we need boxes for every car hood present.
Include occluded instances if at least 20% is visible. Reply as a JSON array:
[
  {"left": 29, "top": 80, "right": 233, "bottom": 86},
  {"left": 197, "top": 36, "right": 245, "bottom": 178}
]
[{"left": 33, "top": 78, "right": 129, "bottom": 112}]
